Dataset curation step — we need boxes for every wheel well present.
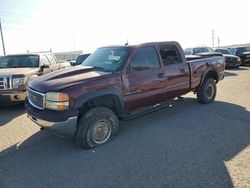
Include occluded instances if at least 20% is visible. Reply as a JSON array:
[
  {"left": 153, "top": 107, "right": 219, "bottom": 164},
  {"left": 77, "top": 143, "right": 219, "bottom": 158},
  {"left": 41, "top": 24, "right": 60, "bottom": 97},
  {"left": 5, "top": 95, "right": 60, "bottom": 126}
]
[
  {"left": 204, "top": 70, "right": 218, "bottom": 83},
  {"left": 79, "top": 95, "right": 121, "bottom": 116}
]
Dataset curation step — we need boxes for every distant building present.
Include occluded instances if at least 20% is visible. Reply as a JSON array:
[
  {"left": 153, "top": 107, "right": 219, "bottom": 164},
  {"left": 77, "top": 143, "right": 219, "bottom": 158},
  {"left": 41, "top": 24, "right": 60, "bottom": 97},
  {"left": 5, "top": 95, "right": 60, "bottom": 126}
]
[
  {"left": 54, "top": 51, "right": 83, "bottom": 61},
  {"left": 222, "top": 43, "right": 250, "bottom": 48}
]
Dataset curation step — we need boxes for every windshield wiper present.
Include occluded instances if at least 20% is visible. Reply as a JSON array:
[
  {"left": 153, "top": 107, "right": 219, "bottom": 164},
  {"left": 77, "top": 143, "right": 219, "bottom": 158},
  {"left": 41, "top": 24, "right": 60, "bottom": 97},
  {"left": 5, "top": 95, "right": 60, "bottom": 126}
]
[{"left": 93, "top": 66, "right": 111, "bottom": 72}]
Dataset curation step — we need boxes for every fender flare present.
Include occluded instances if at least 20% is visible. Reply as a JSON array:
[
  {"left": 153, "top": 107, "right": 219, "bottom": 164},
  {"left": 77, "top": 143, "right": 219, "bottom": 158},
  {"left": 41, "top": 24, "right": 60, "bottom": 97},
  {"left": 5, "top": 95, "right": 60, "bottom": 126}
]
[
  {"left": 200, "top": 67, "right": 219, "bottom": 86},
  {"left": 75, "top": 88, "right": 124, "bottom": 115}
]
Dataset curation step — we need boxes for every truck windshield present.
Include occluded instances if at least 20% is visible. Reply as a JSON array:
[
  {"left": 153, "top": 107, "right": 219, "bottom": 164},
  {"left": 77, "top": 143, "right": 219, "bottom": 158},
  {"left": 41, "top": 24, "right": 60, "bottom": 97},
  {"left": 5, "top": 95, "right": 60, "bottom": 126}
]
[
  {"left": 236, "top": 47, "right": 250, "bottom": 53},
  {"left": 215, "top": 49, "right": 231, "bottom": 54},
  {"left": 82, "top": 47, "right": 130, "bottom": 72},
  {"left": 0, "top": 55, "right": 39, "bottom": 68},
  {"left": 193, "top": 47, "right": 214, "bottom": 54}
]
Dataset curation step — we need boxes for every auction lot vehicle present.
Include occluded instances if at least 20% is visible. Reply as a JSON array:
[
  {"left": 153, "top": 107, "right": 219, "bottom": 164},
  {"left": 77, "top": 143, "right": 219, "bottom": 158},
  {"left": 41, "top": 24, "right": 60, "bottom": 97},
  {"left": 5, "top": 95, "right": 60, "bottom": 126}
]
[
  {"left": 25, "top": 41, "right": 225, "bottom": 148},
  {"left": 235, "top": 46, "right": 250, "bottom": 65},
  {"left": 184, "top": 47, "right": 222, "bottom": 56},
  {"left": 71, "top": 54, "right": 91, "bottom": 66},
  {"left": 215, "top": 48, "right": 241, "bottom": 68},
  {"left": 0, "top": 53, "right": 71, "bottom": 104}
]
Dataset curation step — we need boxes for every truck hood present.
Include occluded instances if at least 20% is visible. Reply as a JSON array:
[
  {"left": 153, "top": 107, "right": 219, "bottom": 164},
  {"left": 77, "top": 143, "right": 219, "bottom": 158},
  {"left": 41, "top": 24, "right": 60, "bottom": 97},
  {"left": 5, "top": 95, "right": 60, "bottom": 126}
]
[
  {"left": 223, "top": 54, "right": 239, "bottom": 58},
  {"left": 242, "top": 52, "right": 250, "bottom": 55},
  {"left": 29, "top": 66, "right": 111, "bottom": 92},
  {"left": 197, "top": 52, "right": 223, "bottom": 57},
  {"left": 0, "top": 67, "right": 39, "bottom": 76}
]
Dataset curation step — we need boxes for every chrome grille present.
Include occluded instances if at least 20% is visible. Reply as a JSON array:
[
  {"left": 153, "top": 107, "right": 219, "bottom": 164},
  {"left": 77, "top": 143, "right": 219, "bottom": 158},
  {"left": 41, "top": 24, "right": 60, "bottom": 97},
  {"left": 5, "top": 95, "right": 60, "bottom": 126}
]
[
  {"left": 0, "top": 75, "right": 12, "bottom": 90},
  {"left": 225, "top": 57, "right": 237, "bottom": 63},
  {"left": 28, "top": 88, "right": 45, "bottom": 109},
  {"left": 0, "top": 78, "right": 4, "bottom": 90}
]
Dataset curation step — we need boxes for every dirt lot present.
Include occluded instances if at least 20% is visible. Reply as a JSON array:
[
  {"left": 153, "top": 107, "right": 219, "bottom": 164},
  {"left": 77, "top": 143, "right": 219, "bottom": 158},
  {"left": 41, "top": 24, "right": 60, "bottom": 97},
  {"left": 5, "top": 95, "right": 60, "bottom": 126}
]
[{"left": 0, "top": 67, "right": 250, "bottom": 188}]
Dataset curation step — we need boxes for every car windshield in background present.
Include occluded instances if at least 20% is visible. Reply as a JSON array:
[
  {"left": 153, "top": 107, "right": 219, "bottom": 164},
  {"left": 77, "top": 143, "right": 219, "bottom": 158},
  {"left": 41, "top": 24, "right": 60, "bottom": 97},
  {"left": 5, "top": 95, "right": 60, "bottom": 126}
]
[
  {"left": 82, "top": 47, "right": 130, "bottom": 72},
  {"left": 0, "top": 55, "right": 39, "bottom": 68},
  {"left": 193, "top": 47, "right": 214, "bottom": 54},
  {"left": 215, "top": 49, "right": 231, "bottom": 54},
  {"left": 236, "top": 47, "right": 250, "bottom": 53},
  {"left": 76, "top": 54, "right": 90, "bottom": 65}
]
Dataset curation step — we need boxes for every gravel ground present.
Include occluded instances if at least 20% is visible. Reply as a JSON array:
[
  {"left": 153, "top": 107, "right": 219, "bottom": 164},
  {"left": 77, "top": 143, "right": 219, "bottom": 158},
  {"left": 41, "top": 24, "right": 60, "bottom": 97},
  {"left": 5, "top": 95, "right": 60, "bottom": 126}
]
[{"left": 0, "top": 67, "right": 249, "bottom": 188}]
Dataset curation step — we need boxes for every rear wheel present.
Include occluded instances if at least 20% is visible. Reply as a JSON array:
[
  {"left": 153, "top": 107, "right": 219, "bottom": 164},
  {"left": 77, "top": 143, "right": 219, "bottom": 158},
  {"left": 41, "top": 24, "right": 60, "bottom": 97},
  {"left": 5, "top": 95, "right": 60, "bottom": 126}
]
[
  {"left": 75, "top": 107, "right": 119, "bottom": 149},
  {"left": 197, "top": 78, "right": 216, "bottom": 104}
]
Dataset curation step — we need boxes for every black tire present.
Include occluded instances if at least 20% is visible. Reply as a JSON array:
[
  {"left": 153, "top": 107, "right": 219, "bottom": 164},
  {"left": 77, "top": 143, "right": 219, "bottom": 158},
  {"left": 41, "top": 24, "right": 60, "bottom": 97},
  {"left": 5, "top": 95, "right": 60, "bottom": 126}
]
[
  {"left": 197, "top": 78, "right": 217, "bottom": 104},
  {"left": 75, "top": 107, "right": 119, "bottom": 149}
]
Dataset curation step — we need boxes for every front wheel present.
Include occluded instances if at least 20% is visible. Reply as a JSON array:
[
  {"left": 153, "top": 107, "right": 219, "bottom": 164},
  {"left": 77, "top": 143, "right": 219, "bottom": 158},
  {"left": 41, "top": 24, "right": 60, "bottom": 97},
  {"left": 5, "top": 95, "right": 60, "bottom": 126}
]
[
  {"left": 197, "top": 78, "right": 217, "bottom": 104},
  {"left": 75, "top": 107, "right": 119, "bottom": 149}
]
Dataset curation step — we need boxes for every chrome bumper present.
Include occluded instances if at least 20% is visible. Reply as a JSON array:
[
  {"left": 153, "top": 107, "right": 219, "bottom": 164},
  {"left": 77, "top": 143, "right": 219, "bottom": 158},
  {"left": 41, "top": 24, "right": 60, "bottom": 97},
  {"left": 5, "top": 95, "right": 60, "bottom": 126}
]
[
  {"left": 0, "top": 91, "right": 27, "bottom": 102},
  {"left": 27, "top": 114, "right": 78, "bottom": 138}
]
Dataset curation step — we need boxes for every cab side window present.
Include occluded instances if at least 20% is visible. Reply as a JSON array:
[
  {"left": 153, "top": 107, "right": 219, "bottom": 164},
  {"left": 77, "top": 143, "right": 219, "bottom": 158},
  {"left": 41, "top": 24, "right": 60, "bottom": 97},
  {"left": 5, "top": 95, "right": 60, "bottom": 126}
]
[
  {"left": 47, "top": 54, "right": 57, "bottom": 65},
  {"left": 40, "top": 55, "right": 50, "bottom": 66},
  {"left": 130, "top": 46, "right": 160, "bottom": 71},
  {"left": 159, "top": 45, "right": 182, "bottom": 65}
]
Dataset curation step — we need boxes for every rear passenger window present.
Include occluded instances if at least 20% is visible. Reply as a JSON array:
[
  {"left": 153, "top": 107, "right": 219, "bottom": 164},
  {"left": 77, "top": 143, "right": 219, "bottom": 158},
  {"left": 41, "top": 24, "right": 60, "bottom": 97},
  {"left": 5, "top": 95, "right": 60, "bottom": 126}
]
[
  {"left": 47, "top": 55, "right": 57, "bottom": 65},
  {"left": 40, "top": 55, "right": 50, "bottom": 66},
  {"left": 159, "top": 45, "right": 182, "bottom": 65},
  {"left": 130, "top": 46, "right": 160, "bottom": 71}
]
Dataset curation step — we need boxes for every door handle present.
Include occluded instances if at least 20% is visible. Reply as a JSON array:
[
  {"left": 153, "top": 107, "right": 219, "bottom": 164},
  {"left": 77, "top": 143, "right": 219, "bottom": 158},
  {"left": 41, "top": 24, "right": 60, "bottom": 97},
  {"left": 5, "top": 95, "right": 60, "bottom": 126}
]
[
  {"left": 158, "top": 73, "right": 165, "bottom": 79},
  {"left": 179, "top": 68, "right": 185, "bottom": 73}
]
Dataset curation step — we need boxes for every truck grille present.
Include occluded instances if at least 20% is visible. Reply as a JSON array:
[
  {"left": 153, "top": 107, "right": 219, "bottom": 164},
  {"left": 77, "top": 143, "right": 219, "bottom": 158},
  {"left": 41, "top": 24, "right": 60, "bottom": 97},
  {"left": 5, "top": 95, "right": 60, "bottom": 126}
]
[
  {"left": 0, "top": 76, "right": 12, "bottom": 90},
  {"left": 28, "top": 88, "right": 45, "bottom": 109}
]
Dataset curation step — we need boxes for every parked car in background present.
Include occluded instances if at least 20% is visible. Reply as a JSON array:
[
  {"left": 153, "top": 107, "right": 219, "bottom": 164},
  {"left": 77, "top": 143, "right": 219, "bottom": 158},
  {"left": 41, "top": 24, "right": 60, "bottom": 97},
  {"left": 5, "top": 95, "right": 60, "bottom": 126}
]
[
  {"left": 214, "top": 48, "right": 241, "bottom": 68},
  {"left": 235, "top": 46, "right": 250, "bottom": 65},
  {"left": 0, "top": 53, "right": 71, "bottom": 104},
  {"left": 25, "top": 41, "right": 225, "bottom": 149},
  {"left": 0, "top": 56, "right": 3, "bottom": 61},
  {"left": 227, "top": 47, "right": 237, "bottom": 55},
  {"left": 71, "top": 54, "right": 91, "bottom": 66},
  {"left": 184, "top": 47, "right": 222, "bottom": 57},
  {"left": 58, "top": 59, "right": 71, "bottom": 68}
]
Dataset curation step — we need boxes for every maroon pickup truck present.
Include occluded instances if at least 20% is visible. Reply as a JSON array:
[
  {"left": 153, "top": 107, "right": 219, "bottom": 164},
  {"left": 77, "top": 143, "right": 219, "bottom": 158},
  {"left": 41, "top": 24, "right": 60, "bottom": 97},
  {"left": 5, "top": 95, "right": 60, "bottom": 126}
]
[{"left": 25, "top": 41, "right": 225, "bottom": 149}]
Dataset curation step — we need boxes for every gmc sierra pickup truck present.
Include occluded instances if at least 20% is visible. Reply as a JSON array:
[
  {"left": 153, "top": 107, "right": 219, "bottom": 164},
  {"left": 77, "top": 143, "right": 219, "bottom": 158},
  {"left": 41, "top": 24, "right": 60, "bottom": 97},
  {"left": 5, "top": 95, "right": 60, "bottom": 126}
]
[
  {"left": 235, "top": 46, "right": 250, "bottom": 65},
  {"left": 25, "top": 41, "right": 225, "bottom": 149},
  {"left": 214, "top": 48, "right": 241, "bottom": 68},
  {"left": 0, "top": 53, "right": 71, "bottom": 104}
]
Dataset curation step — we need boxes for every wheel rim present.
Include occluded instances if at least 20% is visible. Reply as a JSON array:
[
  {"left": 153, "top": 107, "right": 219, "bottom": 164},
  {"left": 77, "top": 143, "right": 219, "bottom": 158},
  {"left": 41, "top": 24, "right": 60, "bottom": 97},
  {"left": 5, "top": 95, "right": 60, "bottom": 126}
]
[
  {"left": 206, "top": 83, "right": 214, "bottom": 100},
  {"left": 91, "top": 119, "right": 112, "bottom": 144}
]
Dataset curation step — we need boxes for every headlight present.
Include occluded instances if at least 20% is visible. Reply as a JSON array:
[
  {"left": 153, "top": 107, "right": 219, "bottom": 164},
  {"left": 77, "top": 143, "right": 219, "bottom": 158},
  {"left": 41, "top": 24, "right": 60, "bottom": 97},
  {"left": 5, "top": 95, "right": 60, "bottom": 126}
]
[
  {"left": 13, "top": 77, "right": 27, "bottom": 89},
  {"left": 45, "top": 92, "right": 69, "bottom": 110}
]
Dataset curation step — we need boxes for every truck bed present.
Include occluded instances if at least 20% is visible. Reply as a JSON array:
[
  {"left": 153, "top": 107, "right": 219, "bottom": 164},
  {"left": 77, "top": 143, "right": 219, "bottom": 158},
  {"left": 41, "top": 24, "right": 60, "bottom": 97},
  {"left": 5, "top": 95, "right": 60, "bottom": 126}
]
[{"left": 187, "top": 56, "right": 225, "bottom": 90}]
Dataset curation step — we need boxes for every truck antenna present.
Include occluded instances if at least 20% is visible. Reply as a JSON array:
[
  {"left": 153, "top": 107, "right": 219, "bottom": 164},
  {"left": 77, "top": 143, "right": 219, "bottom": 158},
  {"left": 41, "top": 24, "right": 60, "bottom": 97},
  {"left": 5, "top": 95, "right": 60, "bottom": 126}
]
[{"left": 125, "top": 39, "right": 128, "bottom": 46}]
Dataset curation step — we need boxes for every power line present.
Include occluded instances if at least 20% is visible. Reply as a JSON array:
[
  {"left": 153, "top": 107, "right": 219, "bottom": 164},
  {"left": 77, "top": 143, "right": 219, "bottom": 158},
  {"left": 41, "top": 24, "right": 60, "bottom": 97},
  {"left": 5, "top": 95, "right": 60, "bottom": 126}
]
[
  {"left": 212, "top": 29, "right": 215, "bottom": 48},
  {"left": 0, "top": 18, "right": 6, "bottom": 55},
  {"left": 0, "top": 10, "right": 38, "bottom": 19}
]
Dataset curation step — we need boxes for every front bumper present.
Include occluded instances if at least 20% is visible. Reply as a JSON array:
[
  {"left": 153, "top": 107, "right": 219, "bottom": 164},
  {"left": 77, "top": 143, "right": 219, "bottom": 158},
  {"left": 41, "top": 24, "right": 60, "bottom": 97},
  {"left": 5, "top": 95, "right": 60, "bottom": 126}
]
[
  {"left": 225, "top": 61, "right": 241, "bottom": 68},
  {"left": 0, "top": 91, "right": 26, "bottom": 103},
  {"left": 25, "top": 98, "right": 79, "bottom": 138}
]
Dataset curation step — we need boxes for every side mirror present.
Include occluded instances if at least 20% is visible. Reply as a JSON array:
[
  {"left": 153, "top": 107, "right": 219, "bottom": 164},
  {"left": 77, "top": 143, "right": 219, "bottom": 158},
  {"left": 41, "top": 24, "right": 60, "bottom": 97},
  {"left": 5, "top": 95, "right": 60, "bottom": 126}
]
[{"left": 40, "top": 64, "right": 50, "bottom": 72}]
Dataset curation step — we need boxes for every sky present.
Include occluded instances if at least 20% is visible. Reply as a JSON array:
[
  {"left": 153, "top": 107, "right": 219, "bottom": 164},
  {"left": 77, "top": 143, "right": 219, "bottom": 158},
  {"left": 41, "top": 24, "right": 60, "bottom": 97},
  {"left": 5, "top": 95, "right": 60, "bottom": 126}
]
[{"left": 0, "top": 0, "right": 249, "bottom": 55}]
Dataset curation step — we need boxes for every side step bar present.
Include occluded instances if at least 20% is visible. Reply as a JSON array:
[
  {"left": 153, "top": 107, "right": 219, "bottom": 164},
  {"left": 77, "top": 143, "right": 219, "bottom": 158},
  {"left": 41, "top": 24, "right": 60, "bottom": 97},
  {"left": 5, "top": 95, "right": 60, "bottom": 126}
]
[{"left": 120, "top": 97, "right": 184, "bottom": 120}]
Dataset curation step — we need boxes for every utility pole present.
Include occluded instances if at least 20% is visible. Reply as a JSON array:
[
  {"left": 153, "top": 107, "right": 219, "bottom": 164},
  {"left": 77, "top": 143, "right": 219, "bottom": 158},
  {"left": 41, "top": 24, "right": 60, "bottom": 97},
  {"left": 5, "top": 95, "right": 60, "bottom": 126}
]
[
  {"left": 73, "top": 35, "right": 76, "bottom": 51},
  {"left": 0, "top": 18, "right": 6, "bottom": 55},
  {"left": 217, "top": 37, "right": 220, "bottom": 48},
  {"left": 212, "top": 29, "right": 215, "bottom": 48}
]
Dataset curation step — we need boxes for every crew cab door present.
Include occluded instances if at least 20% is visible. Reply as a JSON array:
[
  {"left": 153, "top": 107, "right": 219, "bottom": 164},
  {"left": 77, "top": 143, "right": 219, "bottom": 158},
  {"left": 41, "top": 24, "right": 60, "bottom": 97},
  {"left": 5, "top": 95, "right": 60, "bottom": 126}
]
[
  {"left": 46, "top": 54, "right": 60, "bottom": 71},
  {"left": 158, "top": 44, "right": 190, "bottom": 100},
  {"left": 123, "top": 46, "right": 165, "bottom": 111}
]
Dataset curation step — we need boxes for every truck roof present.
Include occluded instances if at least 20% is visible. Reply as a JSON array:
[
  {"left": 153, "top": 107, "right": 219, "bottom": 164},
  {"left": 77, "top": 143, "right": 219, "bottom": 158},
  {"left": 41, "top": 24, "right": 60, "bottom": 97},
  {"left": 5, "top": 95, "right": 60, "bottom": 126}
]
[
  {"left": 5, "top": 52, "right": 54, "bottom": 56},
  {"left": 98, "top": 41, "right": 180, "bottom": 49}
]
